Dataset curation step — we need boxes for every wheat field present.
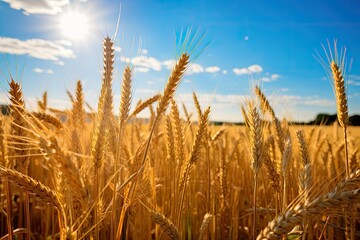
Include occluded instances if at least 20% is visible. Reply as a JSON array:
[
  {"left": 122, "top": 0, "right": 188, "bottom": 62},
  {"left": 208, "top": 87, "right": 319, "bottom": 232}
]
[{"left": 0, "top": 36, "right": 360, "bottom": 240}]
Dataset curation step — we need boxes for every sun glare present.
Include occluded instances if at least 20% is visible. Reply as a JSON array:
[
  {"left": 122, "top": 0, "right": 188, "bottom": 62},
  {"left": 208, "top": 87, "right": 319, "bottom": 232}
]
[{"left": 60, "top": 11, "right": 90, "bottom": 40}]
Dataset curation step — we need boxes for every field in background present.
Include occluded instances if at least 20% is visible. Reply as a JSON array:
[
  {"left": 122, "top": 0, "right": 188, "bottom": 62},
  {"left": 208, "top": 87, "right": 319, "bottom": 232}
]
[{"left": 0, "top": 37, "right": 360, "bottom": 240}]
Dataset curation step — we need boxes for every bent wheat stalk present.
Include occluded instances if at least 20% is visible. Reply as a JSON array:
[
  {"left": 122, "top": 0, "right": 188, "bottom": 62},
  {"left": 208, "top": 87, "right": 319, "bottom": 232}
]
[
  {"left": 0, "top": 166, "right": 66, "bottom": 235},
  {"left": 257, "top": 170, "right": 360, "bottom": 240}
]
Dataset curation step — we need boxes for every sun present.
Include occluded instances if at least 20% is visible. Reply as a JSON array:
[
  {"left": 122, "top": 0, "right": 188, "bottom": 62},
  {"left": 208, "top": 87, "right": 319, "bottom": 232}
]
[{"left": 60, "top": 11, "right": 90, "bottom": 40}]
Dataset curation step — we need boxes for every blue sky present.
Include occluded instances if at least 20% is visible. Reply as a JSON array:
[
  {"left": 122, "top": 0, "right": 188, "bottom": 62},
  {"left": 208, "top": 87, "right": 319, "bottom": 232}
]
[{"left": 0, "top": 0, "right": 360, "bottom": 122}]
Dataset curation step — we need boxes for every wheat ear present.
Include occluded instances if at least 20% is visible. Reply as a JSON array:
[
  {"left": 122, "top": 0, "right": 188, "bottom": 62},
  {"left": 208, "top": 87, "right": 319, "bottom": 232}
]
[
  {"left": 165, "top": 116, "right": 176, "bottom": 163},
  {"left": 32, "top": 112, "right": 63, "bottom": 129},
  {"left": 177, "top": 107, "right": 210, "bottom": 226},
  {"left": 331, "top": 61, "right": 348, "bottom": 129},
  {"left": 193, "top": 91, "right": 202, "bottom": 118},
  {"left": 130, "top": 94, "right": 161, "bottom": 118},
  {"left": 112, "top": 66, "right": 132, "bottom": 237},
  {"left": 257, "top": 170, "right": 360, "bottom": 240},
  {"left": 199, "top": 213, "right": 213, "bottom": 240},
  {"left": 263, "top": 136, "right": 280, "bottom": 193},
  {"left": 8, "top": 79, "right": 29, "bottom": 172},
  {"left": 255, "top": 86, "right": 275, "bottom": 117},
  {"left": 254, "top": 86, "right": 284, "bottom": 152},
  {"left": 119, "top": 66, "right": 132, "bottom": 129},
  {"left": 331, "top": 61, "right": 349, "bottom": 178},
  {"left": 178, "top": 107, "right": 210, "bottom": 191},
  {"left": 171, "top": 99, "right": 185, "bottom": 167},
  {"left": 71, "top": 80, "right": 86, "bottom": 128},
  {"left": 93, "top": 36, "right": 115, "bottom": 240},
  {"left": 156, "top": 53, "right": 189, "bottom": 117},
  {"left": 296, "top": 130, "right": 312, "bottom": 202},
  {"left": 149, "top": 209, "right": 181, "bottom": 240},
  {"left": 0, "top": 165, "right": 62, "bottom": 209},
  {"left": 37, "top": 91, "right": 47, "bottom": 112},
  {"left": 246, "top": 104, "right": 263, "bottom": 239}
]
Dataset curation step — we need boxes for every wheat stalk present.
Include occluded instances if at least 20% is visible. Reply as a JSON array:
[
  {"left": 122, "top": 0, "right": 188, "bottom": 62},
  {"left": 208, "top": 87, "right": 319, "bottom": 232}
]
[
  {"left": 178, "top": 107, "right": 210, "bottom": 192},
  {"left": 246, "top": 103, "right": 264, "bottom": 239},
  {"left": 130, "top": 94, "right": 161, "bottom": 118},
  {"left": 257, "top": 177, "right": 360, "bottom": 240},
  {"left": 0, "top": 165, "right": 63, "bottom": 211},
  {"left": 281, "top": 136, "right": 292, "bottom": 211},
  {"left": 178, "top": 107, "right": 210, "bottom": 226}
]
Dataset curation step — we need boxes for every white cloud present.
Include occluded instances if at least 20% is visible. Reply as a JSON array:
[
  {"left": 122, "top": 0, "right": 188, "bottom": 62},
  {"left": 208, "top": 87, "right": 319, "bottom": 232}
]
[
  {"left": 302, "top": 99, "right": 334, "bottom": 107},
  {"left": 178, "top": 92, "right": 334, "bottom": 111},
  {"left": 349, "top": 75, "right": 360, "bottom": 86},
  {"left": 55, "top": 61, "right": 65, "bottom": 66},
  {"left": 142, "top": 49, "right": 148, "bottom": 54},
  {"left": 115, "top": 47, "right": 122, "bottom": 52},
  {"left": 261, "top": 73, "right": 281, "bottom": 82},
  {"left": 162, "top": 59, "right": 175, "bottom": 69},
  {"left": 349, "top": 74, "right": 360, "bottom": 81},
  {"left": 120, "top": 56, "right": 130, "bottom": 62},
  {"left": 248, "top": 64, "right": 263, "bottom": 73},
  {"left": 33, "top": 68, "right": 44, "bottom": 73},
  {"left": 164, "top": 59, "right": 221, "bottom": 75},
  {"left": 120, "top": 55, "right": 221, "bottom": 76},
  {"left": 233, "top": 64, "right": 263, "bottom": 75},
  {"left": 348, "top": 81, "right": 360, "bottom": 86},
  {"left": 28, "top": 97, "right": 72, "bottom": 110},
  {"left": 271, "top": 74, "right": 281, "bottom": 80},
  {"left": 135, "top": 67, "right": 150, "bottom": 73},
  {"left": 187, "top": 64, "right": 204, "bottom": 75},
  {"left": 55, "top": 40, "right": 72, "bottom": 46},
  {"left": 136, "top": 89, "right": 157, "bottom": 94},
  {"left": 33, "top": 68, "right": 54, "bottom": 74},
  {"left": 0, "top": 37, "right": 75, "bottom": 61},
  {"left": 233, "top": 68, "right": 250, "bottom": 75},
  {"left": 349, "top": 93, "right": 359, "bottom": 98},
  {"left": 267, "top": 95, "right": 334, "bottom": 107},
  {"left": 2, "top": 0, "right": 69, "bottom": 15},
  {"left": 222, "top": 70, "right": 228, "bottom": 75},
  {"left": 120, "top": 56, "right": 162, "bottom": 71},
  {"left": 133, "top": 56, "right": 162, "bottom": 71},
  {"left": 177, "top": 93, "right": 246, "bottom": 105},
  {"left": 205, "top": 66, "right": 221, "bottom": 73}
]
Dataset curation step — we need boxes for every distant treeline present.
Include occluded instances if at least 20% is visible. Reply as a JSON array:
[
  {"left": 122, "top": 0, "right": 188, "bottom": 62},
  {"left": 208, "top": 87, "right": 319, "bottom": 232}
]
[
  {"left": 0, "top": 105, "right": 9, "bottom": 115},
  {"left": 306, "top": 113, "right": 360, "bottom": 126},
  {"left": 1, "top": 104, "right": 360, "bottom": 126},
  {"left": 213, "top": 113, "right": 360, "bottom": 126}
]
